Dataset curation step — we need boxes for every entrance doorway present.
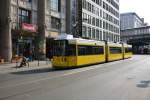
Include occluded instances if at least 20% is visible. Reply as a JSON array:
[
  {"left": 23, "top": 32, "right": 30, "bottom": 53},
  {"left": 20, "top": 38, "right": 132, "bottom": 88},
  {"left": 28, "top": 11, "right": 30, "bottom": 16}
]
[
  {"left": 13, "top": 38, "right": 35, "bottom": 61},
  {"left": 46, "top": 38, "right": 54, "bottom": 59}
]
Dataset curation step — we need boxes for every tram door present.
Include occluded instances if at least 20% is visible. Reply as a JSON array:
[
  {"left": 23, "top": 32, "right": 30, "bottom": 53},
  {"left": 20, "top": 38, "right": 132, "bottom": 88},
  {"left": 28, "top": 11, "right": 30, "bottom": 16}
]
[{"left": 17, "top": 42, "right": 24, "bottom": 56}]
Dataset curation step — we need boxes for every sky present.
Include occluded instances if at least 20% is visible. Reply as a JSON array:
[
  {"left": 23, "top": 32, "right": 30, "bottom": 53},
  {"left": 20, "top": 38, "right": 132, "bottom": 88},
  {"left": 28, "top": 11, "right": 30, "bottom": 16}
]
[{"left": 120, "top": 0, "right": 150, "bottom": 24}]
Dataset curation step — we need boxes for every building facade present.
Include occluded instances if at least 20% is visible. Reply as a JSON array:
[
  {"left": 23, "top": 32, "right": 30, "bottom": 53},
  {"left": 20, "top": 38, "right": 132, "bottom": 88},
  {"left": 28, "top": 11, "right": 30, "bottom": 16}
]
[
  {"left": 38, "top": 0, "right": 66, "bottom": 59},
  {"left": 120, "top": 12, "right": 150, "bottom": 54},
  {"left": 11, "top": 0, "right": 38, "bottom": 61},
  {"left": 0, "top": 0, "right": 120, "bottom": 61},
  {"left": 66, "top": 0, "right": 120, "bottom": 42},
  {"left": 0, "top": 0, "right": 66, "bottom": 61},
  {"left": 120, "top": 12, "right": 145, "bottom": 30},
  {"left": 121, "top": 26, "right": 150, "bottom": 54},
  {"left": 120, "top": 12, "right": 149, "bottom": 43},
  {"left": 121, "top": 26, "right": 150, "bottom": 43}
]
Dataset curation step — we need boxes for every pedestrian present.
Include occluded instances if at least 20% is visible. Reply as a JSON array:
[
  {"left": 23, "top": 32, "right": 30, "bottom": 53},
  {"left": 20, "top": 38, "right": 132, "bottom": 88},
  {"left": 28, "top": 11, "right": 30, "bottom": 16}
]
[
  {"left": 29, "top": 50, "right": 33, "bottom": 61},
  {"left": 19, "top": 56, "right": 29, "bottom": 68}
]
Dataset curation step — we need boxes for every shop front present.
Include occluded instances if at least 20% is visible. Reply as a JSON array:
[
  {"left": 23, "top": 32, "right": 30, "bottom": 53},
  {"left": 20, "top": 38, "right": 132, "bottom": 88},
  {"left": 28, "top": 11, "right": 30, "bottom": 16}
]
[{"left": 12, "top": 23, "right": 37, "bottom": 61}]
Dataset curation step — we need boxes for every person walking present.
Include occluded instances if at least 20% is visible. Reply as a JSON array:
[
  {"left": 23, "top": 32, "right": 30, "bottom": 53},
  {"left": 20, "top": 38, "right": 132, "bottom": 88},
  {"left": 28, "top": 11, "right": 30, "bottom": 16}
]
[{"left": 19, "top": 56, "right": 29, "bottom": 68}]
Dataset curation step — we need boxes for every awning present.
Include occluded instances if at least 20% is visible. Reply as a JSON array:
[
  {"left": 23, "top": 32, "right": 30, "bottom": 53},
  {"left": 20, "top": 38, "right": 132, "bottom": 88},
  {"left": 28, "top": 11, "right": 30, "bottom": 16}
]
[{"left": 22, "top": 23, "right": 37, "bottom": 32}]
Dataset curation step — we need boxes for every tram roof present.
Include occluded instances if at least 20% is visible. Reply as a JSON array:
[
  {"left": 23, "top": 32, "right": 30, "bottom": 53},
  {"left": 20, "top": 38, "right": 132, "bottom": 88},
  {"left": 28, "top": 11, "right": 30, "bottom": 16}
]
[
  {"left": 123, "top": 43, "right": 132, "bottom": 48},
  {"left": 67, "top": 38, "right": 105, "bottom": 46},
  {"left": 56, "top": 37, "right": 128, "bottom": 47},
  {"left": 107, "top": 42, "right": 122, "bottom": 47}
]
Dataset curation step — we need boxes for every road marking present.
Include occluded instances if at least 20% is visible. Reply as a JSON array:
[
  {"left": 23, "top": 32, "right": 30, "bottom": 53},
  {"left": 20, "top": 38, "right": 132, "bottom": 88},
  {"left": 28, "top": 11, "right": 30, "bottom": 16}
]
[
  {"left": 1, "top": 57, "right": 149, "bottom": 89},
  {"left": 0, "top": 65, "right": 103, "bottom": 89}
]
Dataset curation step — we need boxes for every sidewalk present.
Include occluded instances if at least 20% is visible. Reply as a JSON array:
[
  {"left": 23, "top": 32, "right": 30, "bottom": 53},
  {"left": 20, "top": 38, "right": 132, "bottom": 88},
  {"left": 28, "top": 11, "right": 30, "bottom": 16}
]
[{"left": 0, "top": 61, "right": 52, "bottom": 74}]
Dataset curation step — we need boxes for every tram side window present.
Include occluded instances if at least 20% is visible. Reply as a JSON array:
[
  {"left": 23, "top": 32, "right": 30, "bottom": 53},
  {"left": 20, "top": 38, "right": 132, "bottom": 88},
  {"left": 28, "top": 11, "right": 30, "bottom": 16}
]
[
  {"left": 78, "top": 46, "right": 104, "bottom": 55},
  {"left": 125, "top": 47, "right": 132, "bottom": 53},
  {"left": 110, "top": 47, "right": 122, "bottom": 54},
  {"left": 92, "top": 47, "right": 104, "bottom": 54},
  {"left": 66, "top": 45, "right": 76, "bottom": 56},
  {"left": 78, "top": 46, "right": 87, "bottom": 55}
]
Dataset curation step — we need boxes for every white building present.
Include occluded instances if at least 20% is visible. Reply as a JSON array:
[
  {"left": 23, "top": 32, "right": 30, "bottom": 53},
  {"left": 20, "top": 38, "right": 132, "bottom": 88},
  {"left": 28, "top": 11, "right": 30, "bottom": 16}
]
[
  {"left": 120, "top": 12, "right": 145, "bottom": 30},
  {"left": 67, "top": 0, "right": 120, "bottom": 42},
  {"left": 82, "top": 0, "right": 120, "bottom": 42}
]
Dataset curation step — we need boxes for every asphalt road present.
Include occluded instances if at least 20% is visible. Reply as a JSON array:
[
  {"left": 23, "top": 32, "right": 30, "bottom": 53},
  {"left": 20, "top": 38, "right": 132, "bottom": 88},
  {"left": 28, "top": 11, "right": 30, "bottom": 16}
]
[{"left": 0, "top": 55, "right": 150, "bottom": 100}]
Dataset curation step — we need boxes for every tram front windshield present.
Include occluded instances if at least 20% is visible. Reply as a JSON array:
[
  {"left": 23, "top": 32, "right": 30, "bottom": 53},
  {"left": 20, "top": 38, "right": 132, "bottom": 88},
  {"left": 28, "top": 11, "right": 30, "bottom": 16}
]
[{"left": 53, "top": 40, "right": 76, "bottom": 56}]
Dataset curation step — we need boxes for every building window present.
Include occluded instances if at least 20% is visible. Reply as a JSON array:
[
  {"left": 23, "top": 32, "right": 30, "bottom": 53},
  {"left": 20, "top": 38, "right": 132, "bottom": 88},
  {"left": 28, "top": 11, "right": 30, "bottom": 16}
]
[
  {"left": 21, "top": 0, "right": 32, "bottom": 3},
  {"left": 51, "top": 17, "right": 60, "bottom": 30},
  {"left": 92, "top": 17, "right": 95, "bottom": 26},
  {"left": 88, "top": 15, "right": 91, "bottom": 24},
  {"left": 87, "top": 2, "right": 91, "bottom": 11},
  {"left": 88, "top": 27, "right": 91, "bottom": 38},
  {"left": 82, "top": 0, "right": 86, "bottom": 9},
  {"left": 27, "top": 0, "right": 32, "bottom": 3},
  {"left": 103, "top": 31, "right": 106, "bottom": 40},
  {"left": 96, "top": 18, "right": 99, "bottom": 27},
  {"left": 82, "top": 26, "right": 87, "bottom": 37},
  {"left": 50, "top": 0, "right": 60, "bottom": 12},
  {"left": 96, "top": 29, "right": 99, "bottom": 40},
  {"left": 100, "top": 30, "right": 102, "bottom": 40},
  {"left": 19, "top": 8, "right": 31, "bottom": 25},
  {"left": 92, "top": 28, "right": 95, "bottom": 39}
]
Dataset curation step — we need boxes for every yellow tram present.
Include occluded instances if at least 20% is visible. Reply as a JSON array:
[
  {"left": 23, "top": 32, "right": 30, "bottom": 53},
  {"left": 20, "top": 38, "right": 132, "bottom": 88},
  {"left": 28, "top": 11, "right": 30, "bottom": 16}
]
[
  {"left": 123, "top": 43, "right": 132, "bottom": 59},
  {"left": 52, "top": 38, "right": 106, "bottom": 68},
  {"left": 52, "top": 38, "right": 132, "bottom": 69},
  {"left": 107, "top": 42, "right": 123, "bottom": 62}
]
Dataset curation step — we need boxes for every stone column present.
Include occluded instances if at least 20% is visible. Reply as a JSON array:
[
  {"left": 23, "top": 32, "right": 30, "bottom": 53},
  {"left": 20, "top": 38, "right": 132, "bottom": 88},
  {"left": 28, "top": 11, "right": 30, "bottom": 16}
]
[
  {"left": 0, "top": 0, "right": 12, "bottom": 62},
  {"left": 61, "top": 0, "right": 66, "bottom": 33},
  {"left": 66, "top": 0, "right": 72, "bottom": 34},
  {"left": 37, "top": 0, "right": 46, "bottom": 60}
]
